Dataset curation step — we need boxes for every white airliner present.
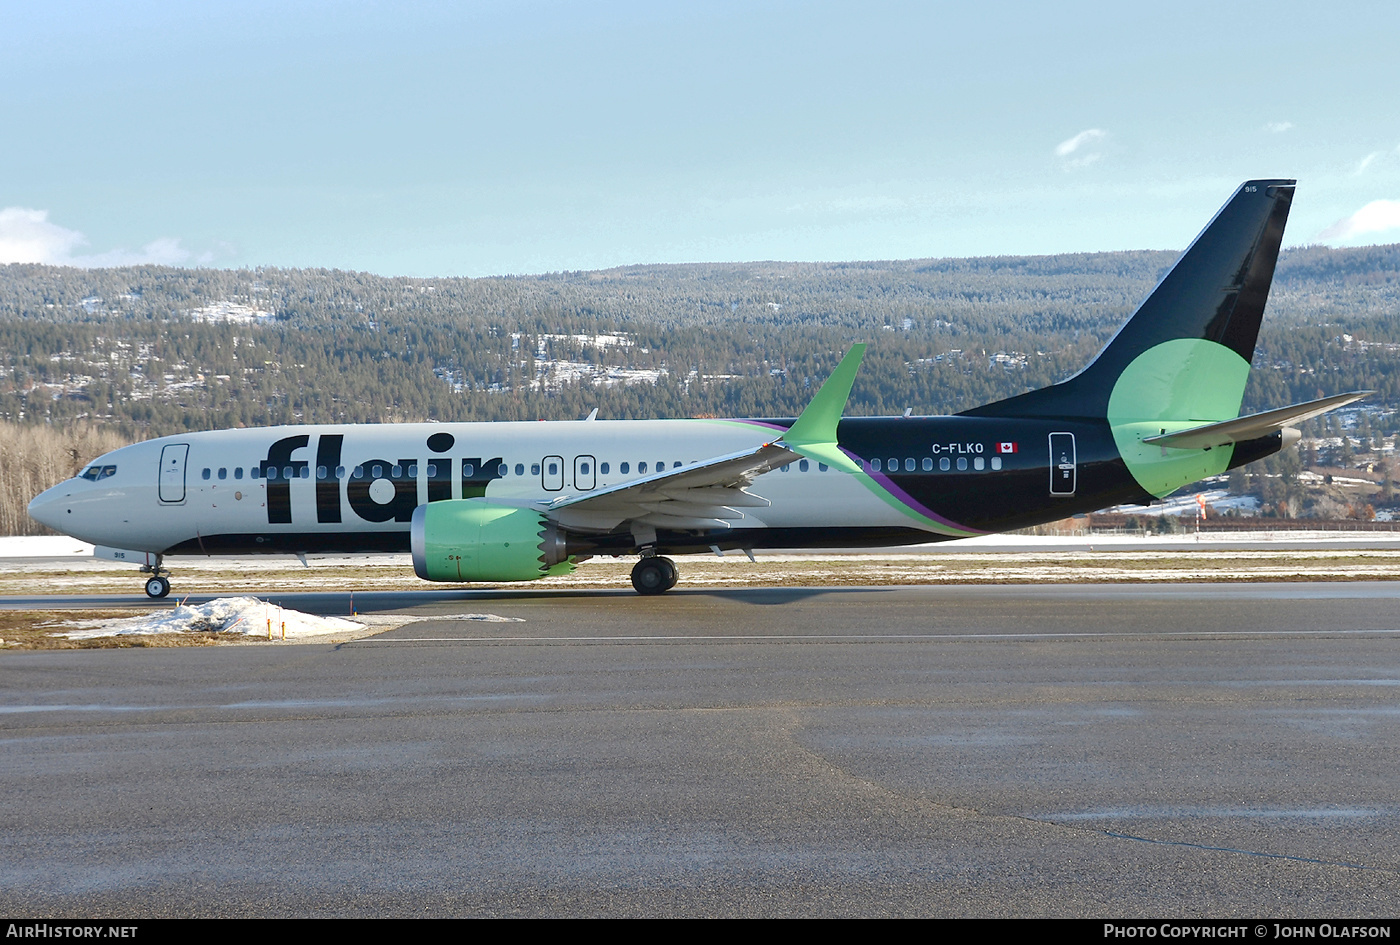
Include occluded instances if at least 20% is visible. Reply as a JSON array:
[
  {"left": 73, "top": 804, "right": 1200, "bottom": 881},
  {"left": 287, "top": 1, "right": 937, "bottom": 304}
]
[{"left": 27, "top": 180, "right": 1367, "bottom": 597}]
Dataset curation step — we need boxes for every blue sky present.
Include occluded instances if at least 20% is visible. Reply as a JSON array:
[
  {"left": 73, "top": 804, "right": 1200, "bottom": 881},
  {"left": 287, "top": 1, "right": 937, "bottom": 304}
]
[{"left": 2, "top": 0, "right": 1398, "bottom": 276}]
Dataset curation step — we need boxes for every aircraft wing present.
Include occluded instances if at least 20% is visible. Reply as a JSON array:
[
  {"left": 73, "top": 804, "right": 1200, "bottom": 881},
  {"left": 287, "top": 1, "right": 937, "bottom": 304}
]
[
  {"left": 1141, "top": 391, "right": 1371, "bottom": 450},
  {"left": 546, "top": 441, "right": 800, "bottom": 532},
  {"left": 546, "top": 343, "right": 868, "bottom": 535}
]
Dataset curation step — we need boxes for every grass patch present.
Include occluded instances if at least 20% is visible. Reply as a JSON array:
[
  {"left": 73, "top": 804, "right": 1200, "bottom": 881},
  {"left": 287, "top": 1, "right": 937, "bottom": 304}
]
[{"left": 0, "top": 610, "right": 227, "bottom": 650}]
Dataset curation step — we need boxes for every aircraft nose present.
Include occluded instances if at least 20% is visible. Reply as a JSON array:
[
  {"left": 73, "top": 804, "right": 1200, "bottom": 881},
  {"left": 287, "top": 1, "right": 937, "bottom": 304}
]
[{"left": 27, "top": 484, "right": 69, "bottom": 530}]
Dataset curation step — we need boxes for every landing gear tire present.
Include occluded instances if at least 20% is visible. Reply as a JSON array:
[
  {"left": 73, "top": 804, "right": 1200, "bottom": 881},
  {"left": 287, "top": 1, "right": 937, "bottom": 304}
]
[
  {"left": 631, "top": 556, "right": 677, "bottom": 595},
  {"left": 145, "top": 576, "right": 171, "bottom": 599}
]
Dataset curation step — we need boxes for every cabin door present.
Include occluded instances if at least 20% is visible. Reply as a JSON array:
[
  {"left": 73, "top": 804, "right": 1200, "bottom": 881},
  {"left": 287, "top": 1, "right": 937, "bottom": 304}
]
[{"left": 158, "top": 444, "right": 189, "bottom": 503}]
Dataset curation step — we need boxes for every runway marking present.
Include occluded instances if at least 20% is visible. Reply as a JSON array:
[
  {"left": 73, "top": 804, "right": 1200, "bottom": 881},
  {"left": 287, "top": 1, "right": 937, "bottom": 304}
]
[
  {"left": 1101, "top": 831, "right": 1375, "bottom": 870},
  {"left": 343, "top": 627, "right": 1400, "bottom": 645}
]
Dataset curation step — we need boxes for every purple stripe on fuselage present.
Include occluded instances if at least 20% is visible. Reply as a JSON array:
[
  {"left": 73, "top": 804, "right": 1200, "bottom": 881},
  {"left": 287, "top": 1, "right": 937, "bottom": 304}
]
[{"left": 842, "top": 447, "right": 987, "bottom": 535}]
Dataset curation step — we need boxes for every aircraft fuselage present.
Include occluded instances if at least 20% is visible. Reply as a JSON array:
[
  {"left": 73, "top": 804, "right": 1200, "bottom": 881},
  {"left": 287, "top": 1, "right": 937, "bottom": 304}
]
[{"left": 27, "top": 414, "right": 1280, "bottom": 560}]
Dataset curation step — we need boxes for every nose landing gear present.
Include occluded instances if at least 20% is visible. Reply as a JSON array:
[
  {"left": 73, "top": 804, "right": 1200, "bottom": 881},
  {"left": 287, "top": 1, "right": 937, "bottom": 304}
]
[
  {"left": 630, "top": 555, "right": 678, "bottom": 595},
  {"left": 141, "top": 556, "right": 172, "bottom": 599}
]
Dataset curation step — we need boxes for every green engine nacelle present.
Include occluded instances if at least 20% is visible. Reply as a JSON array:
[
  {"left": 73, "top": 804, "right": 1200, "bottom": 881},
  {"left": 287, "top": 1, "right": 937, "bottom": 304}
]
[{"left": 411, "top": 500, "right": 574, "bottom": 583}]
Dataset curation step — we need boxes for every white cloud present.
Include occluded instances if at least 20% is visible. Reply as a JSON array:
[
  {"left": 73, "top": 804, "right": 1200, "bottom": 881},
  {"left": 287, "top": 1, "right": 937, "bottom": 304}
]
[
  {"left": 1317, "top": 199, "right": 1400, "bottom": 243},
  {"left": 1355, "top": 152, "right": 1382, "bottom": 175},
  {"left": 1265, "top": 121, "right": 1293, "bottom": 133},
  {"left": 1054, "top": 129, "right": 1108, "bottom": 169},
  {"left": 0, "top": 208, "right": 87, "bottom": 264},
  {"left": 1055, "top": 128, "right": 1107, "bottom": 157},
  {"left": 0, "top": 207, "right": 200, "bottom": 267}
]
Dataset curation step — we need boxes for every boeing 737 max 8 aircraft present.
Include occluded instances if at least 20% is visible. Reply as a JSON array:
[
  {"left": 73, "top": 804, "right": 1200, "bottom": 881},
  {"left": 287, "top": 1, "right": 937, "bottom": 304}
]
[{"left": 28, "top": 180, "right": 1368, "bottom": 597}]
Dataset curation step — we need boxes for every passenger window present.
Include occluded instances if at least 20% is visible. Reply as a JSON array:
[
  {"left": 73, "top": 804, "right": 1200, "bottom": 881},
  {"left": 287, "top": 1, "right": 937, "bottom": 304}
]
[
  {"left": 462, "top": 463, "right": 474, "bottom": 478},
  {"left": 957, "top": 457, "right": 967, "bottom": 471},
  {"left": 425, "top": 464, "right": 435, "bottom": 477},
  {"left": 620, "top": 462, "right": 629, "bottom": 474},
  {"left": 316, "top": 466, "right": 327, "bottom": 480},
  {"left": 600, "top": 462, "right": 610, "bottom": 475},
  {"left": 888, "top": 458, "right": 898, "bottom": 471},
  {"left": 872, "top": 459, "right": 882, "bottom": 472},
  {"left": 974, "top": 457, "right": 985, "bottom": 471},
  {"left": 940, "top": 457, "right": 950, "bottom": 471},
  {"left": 408, "top": 464, "right": 418, "bottom": 478},
  {"left": 673, "top": 461, "right": 681, "bottom": 468},
  {"left": 336, "top": 466, "right": 346, "bottom": 479},
  {"left": 781, "top": 464, "right": 790, "bottom": 472},
  {"left": 251, "top": 467, "right": 262, "bottom": 480},
  {"left": 991, "top": 457, "right": 1002, "bottom": 470},
  {"left": 799, "top": 460, "right": 809, "bottom": 472},
  {"left": 638, "top": 462, "right": 648, "bottom": 473},
  {"left": 392, "top": 465, "right": 403, "bottom": 478},
  {"left": 283, "top": 466, "right": 294, "bottom": 480},
  {"left": 532, "top": 463, "right": 541, "bottom": 476},
  {"left": 497, "top": 463, "right": 508, "bottom": 477},
  {"left": 905, "top": 458, "right": 915, "bottom": 472},
  {"left": 514, "top": 463, "right": 525, "bottom": 476},
  {"left": 818, "top": 463, "right": 828, "bottom": 472},
  {"left": 580, "top": 462, "right": 590, "bottom": 475},
  {"left": 218, "top": 468, "right": 228, "bottom": 480},
  {"left": 234, "top": 467, "right": 244, "bottom": 480},
  {"left": 353, "top": 466, "right": 365, "bottom": 479},
  {"left": 201, "top": 468, "right": 210, "bottom": 480},
  {"left": 371, "top": 465, "right": 382, "bottom": 478},
  {"left": 922, "top": 457, "right": 933, "bottom": 471}
]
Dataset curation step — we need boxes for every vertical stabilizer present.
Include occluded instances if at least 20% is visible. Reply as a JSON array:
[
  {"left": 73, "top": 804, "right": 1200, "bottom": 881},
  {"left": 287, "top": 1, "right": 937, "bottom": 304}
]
[{"left": 962, "top": 180, "right": 1295, "bottom": 420}]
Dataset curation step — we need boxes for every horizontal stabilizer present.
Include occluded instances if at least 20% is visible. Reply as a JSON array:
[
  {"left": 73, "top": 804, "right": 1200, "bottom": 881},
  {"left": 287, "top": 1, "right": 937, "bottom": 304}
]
[{"left": 1141, "top": 391, "right": 1371, "bottom": 450}]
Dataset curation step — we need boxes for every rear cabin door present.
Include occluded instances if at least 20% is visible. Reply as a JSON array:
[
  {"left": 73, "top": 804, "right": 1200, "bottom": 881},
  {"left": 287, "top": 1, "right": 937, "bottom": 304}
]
[
  {"left": 1049, "top": 433, "right": 1076, "bottom": 496},
  {"left": 158, "top": 444, "right": 189, "bottom": 503}
]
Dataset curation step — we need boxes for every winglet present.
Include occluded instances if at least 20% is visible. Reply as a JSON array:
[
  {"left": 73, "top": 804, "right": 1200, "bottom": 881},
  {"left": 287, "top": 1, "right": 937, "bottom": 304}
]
[{"left": 778, "top": 344, "right": 866, "bottom": 473}]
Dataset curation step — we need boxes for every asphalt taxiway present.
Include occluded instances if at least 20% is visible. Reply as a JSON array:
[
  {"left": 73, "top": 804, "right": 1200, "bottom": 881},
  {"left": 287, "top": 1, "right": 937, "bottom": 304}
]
[{"left": 3, "top": 582, "right": 1399, "bottom": 917}]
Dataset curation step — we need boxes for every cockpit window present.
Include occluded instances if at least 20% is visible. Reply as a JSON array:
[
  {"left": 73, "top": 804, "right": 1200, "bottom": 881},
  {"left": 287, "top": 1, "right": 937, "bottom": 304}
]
[{"left": 80, "top": 465, "right": 117, "bottom": 481}]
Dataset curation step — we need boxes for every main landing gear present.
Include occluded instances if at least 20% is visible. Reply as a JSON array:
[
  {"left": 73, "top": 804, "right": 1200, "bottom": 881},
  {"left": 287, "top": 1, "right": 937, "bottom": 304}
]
[
  {"left": 141, "top": 555, "right": 172, "bottom": 599},
  {"left": 630, "top": 555, "right": 678, "bottom": 595}
]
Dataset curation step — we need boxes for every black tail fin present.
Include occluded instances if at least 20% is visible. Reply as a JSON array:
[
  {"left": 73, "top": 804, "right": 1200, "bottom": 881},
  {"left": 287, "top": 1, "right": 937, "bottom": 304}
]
[{"left": 962, "top": 179, "right": 1295, "bottom": 419}]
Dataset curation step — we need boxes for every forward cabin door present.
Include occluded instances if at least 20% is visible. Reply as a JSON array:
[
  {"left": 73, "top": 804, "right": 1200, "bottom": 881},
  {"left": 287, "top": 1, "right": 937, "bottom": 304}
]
[
  {"left": 158, "top": 444, "right": 189, "bottom": 503},
  {"left": 1049, "top": 433, "right": 1076, "bottom": 496}
]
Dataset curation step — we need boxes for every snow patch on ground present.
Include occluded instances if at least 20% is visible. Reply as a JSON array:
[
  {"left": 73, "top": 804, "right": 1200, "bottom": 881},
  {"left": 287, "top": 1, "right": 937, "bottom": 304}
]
[
  {"left": 0, "top": 536, "right": 96, "bottom": 557},
  {"left": 57, "top": 597, "right": 365, "bottom": 640},
  {"left": 187, "top": 301, "right": 275, "bottom": 324},
  {"left": 53, "top": 598, "right": 528, "bottom": 641}
]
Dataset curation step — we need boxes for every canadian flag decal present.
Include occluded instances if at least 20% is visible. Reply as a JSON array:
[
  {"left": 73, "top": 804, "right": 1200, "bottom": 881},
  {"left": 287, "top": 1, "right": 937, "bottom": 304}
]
[{"left": 997, "top": 441, "right": 1017, "bottom": 454}]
